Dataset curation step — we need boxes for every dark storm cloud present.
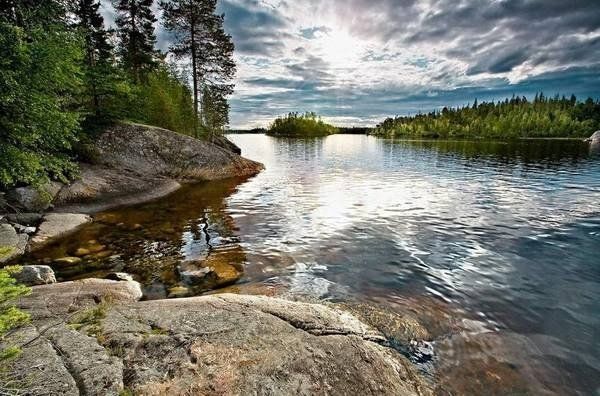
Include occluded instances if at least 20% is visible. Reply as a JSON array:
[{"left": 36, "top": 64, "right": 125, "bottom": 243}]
[{"left": 402, "top": 0, "right": 600, "bottom": 75}]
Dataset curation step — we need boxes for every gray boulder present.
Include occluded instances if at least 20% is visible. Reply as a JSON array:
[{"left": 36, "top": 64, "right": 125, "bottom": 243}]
[
  {"left": 11, "top": 265, "right": 56, "bottom": 286},
  {"left": 30, "top": 213, "right": 92, "bottom": 250},
  {"left": 6, "top": 182, "right": 62, "bottom": 212},
  {"left": 0, "top": 223, "right": 28, "bottom": 263},
  {"left": 5, "top": 212, "right": 43, "bottom": 226}
]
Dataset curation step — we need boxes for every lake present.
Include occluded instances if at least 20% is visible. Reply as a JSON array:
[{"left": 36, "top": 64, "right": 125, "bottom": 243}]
[{"left": 27, "top": 134, "right": 600, "bottom": 394}]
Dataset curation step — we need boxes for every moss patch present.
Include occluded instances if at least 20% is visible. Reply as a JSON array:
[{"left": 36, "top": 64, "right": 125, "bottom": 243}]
[{"left": 0, "top": 246, "right": 15, "bottom": 260}]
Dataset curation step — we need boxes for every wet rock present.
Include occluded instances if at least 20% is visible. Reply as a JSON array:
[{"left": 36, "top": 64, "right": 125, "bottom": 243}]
[
  {"left": 5, "top": 182, "right": 62, "bottom": 212},
  {"left": 30, "top": 213, "right": 92, "bottom": 250},
  {"left": 584, "top": 130, "right": 600, "bottom": 143},
  {"left": 74, "top": 247, "right": 91, "bottom": 256},
  {"left": 105, "top": 272, "right": 134, "bottom": 282},
  {"left": 167, "top": 285, "right": 190, "bottom": 298},
  {"left": 0, "top": 223, "right": 28, "bottom": 263},
  {"left": 11, "top": 265, "right": 56, "bottom": 286},
  {"left": 92, "top": 250, "right": 113, "bottom": 259},
  {"left": 342, "top": 303, "right": 430, "bottom": 346},
  {"left": 54, "top": 256, "right": 82, "bottom": 265},
  {"left": 13, "top": 224, "right": 37, "bottom": 235},
  {"left": 5, "top": 212, "right": 43, "bottom": 226},
  {"left": 177, "top": 261, "right": 215, "bottom": 285},
  {"left": 178, "top": 256, "right": 243, "bottom": 290}
]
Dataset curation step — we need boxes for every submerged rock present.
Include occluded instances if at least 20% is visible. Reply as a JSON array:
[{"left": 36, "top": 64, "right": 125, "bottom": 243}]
[
  {"left": 0, "top": 223, "right": 28, "bottom": 263},
  {"left": 30, "top": 213, "right": 92, "bottom": 250},
  {"left": 53, "top": 256, "right": 83, "bottom": 266},
  {"left": 8, "top": 281, "right": 432, "bottom": 395},
  {"left": 177, "top": 262, "right": 214, "bottom": 285},
  {"left": 178, "top": 255, "right": 243, "bottom": 290},
  {"left": 11, "top": 265, "right": 56, "bottom": 286}
]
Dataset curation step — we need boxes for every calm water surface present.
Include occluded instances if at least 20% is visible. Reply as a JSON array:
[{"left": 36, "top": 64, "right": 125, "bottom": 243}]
[{"left": 29, "top": 135, "right": 600, "bottom": 394}]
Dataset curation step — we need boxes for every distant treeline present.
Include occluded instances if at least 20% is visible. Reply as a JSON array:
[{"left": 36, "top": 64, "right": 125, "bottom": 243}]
[
  {"left": 228, "top": 128, "right": 268, "bottom": 134},
  {"left": 338, "top": 127, "right": 373, "bottom": 134},
  {"left": 268, "top": 112, "right": 338, "bottom": 137},
  {"left": 373, "top": 94, "right": 600, "bottom": 139},
  {"left": 0, "top": 0, "right": 235, "bottom": 189}
]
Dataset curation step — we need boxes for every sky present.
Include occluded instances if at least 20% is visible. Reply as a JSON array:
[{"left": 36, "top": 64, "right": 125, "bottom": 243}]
[{"left": 101, "top": 0, "right": 600, "bottom": 129}]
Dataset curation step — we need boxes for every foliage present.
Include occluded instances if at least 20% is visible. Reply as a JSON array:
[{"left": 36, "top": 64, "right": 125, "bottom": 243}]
[
  {"left": 113, "top": 0, "right": 158, "bottom": 83},
  {"left": 0, "top": 0, "right": 236, "bottom": 190},
  {"left": 74, "top": 0, "right": 124, "bottom": 122},
  {"left": 268, "top": 112, "right": 339, "bottom": 137},
  {"left": 0, "top": 20, "right": 83, "bottom": 189},
  {"left": 373, "top": 94, "right": 600, "bottom": 139},
  {"left": 0, "top": 266, "right": 31, "bottom": 360},
  {"left": 160, "top": 0, "right": 236, "bottom": 136},
  {"left": 122, "top": 62, "right": 199, "bottom": 137}
]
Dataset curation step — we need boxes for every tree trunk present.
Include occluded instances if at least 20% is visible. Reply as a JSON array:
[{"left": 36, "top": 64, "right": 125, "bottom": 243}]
[{"left": 191, "top": 23, "right": 199, "bottom": 137}]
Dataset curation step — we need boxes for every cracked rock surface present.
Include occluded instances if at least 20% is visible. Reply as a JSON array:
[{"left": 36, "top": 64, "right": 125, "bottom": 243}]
[{"left": 7, "top": 280, "right": 432, "bottom": 395}]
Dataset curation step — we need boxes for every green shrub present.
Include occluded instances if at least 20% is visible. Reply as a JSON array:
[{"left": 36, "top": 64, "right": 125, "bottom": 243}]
[
  {"left": 0, "top": 266, "right": 31, "bottom": 361},
  {"left": 115, "top": 63, "right": 199, "bottom": 138}
]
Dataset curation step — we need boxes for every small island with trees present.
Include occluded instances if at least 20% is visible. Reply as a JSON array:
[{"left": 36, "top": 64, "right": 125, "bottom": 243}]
[{"left": 267, "top": 112, "right": 338, "bottom": 137}]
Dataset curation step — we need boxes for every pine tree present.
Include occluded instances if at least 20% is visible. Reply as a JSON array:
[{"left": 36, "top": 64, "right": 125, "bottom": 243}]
[
  {"left": 160, "top": 0, "right": 236, "bottom": 137},
  {"left": 113, "top": 0, "right": 157, "bottom": 83},
  {"left": 74, "top": 0, "right": 118, "bottom": 119}
]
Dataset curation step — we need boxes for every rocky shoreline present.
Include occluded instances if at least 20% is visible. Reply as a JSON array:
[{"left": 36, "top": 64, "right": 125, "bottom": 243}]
[
  {"left": 3, "top": 279, "right": 434, "bottom": 395},
  {"left": 0, "top": 123, "right": 440, "bottom": 395},
  {"left": 1, "top": 122, "right": 263, "bottom": 265}
]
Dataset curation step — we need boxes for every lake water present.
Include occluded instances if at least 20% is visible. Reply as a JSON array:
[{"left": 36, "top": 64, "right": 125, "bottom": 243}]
[{"left": 28, "top": 134, "right": 600, "bottom": 394}]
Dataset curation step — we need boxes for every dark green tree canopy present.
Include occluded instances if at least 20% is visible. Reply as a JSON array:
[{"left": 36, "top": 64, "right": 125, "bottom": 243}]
[
  {"left": 113, "top": 0, "right": 158, "bottom": 82},
  {"left": 374, "top": 94, "right": 600, "bottom": 139},
  {"left": 160, "top": 0, "right": 236, "bottom": 134}
]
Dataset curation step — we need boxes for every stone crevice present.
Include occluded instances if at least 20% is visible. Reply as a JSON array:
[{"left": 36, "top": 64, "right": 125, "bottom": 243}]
[{"left": 44, "top": 335, "right": 84, "bottom": 396}]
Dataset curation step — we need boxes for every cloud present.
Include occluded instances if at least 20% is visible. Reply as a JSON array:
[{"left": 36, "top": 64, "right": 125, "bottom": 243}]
[{"left": 101, "top": 0, "right": 600, "bottom": 128}]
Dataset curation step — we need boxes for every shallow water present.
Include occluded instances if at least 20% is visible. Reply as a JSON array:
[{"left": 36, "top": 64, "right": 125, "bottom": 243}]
[{"left": 28, "top": 135, "right": 600, "bottom": 394}]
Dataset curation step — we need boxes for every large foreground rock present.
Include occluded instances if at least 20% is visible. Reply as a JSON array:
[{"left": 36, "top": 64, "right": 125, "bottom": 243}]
[
  {"left": 29, "top": 213, "right": 92, "bottom": 250},
  {"left": 53, "top": 123, "right": 263, "bottom": 213},
  {"left": 8, "top": 281, "right": 432, "bottom": 395}
]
